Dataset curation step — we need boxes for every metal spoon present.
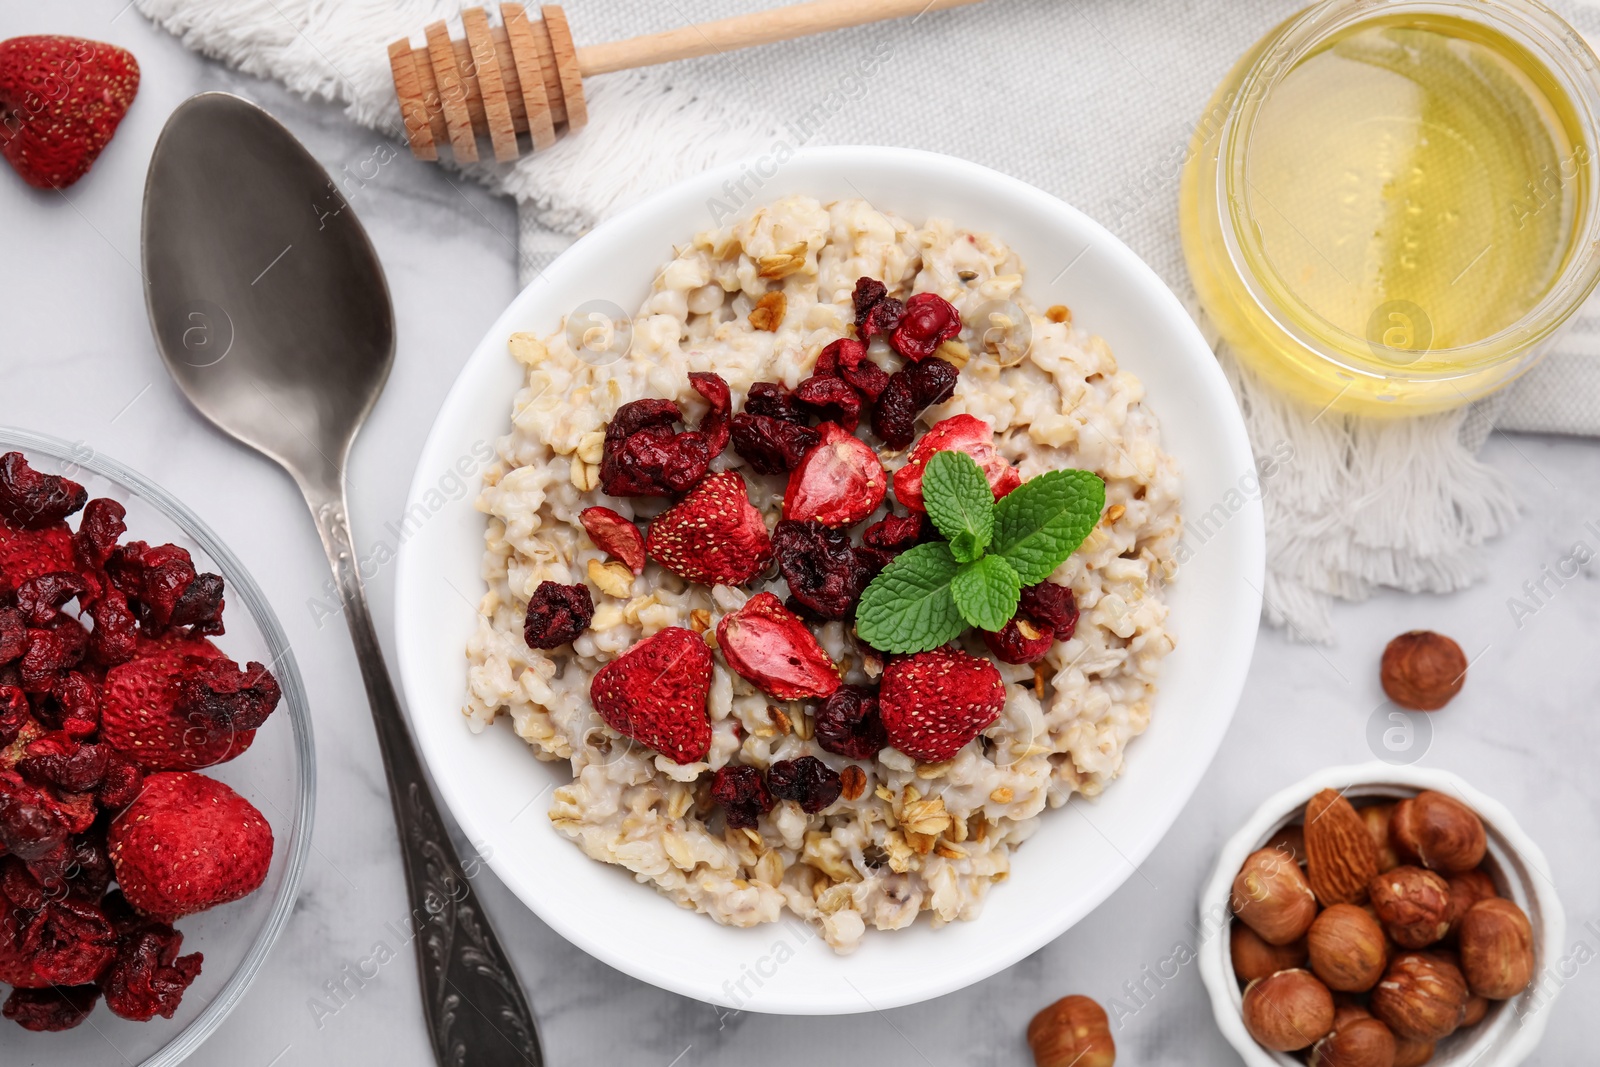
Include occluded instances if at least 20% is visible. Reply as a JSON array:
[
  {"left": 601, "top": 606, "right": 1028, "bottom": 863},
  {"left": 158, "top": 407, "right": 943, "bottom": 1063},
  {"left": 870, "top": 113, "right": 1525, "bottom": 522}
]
[{"left": 141, "top": 92, "right": 542, "bottom": 1067}]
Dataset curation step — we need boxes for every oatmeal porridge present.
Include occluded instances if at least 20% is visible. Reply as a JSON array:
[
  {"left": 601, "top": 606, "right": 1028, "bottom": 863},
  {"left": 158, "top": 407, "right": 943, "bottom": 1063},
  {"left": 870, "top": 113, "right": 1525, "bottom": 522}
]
[{"left": 465, "top": 195, "right": 1181, "bottom": 953}]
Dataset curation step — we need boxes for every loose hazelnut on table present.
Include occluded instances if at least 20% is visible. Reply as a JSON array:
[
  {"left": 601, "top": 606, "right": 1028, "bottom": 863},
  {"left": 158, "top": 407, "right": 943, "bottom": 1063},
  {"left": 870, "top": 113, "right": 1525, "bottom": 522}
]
[
  {"left": 1241, "top": 969, "right": 1335, "bottom": 1051},
  {"left": 1369, "top": 866, "right": 1452, "bottom": 948},
  {"left": 1458, "top": 897, "right": 1536, "bottom": 1000},
  {"left": 1380, "top": 630, "right": 1467, "bottom": 710},
  {"left": 1027, "top": 995, "right": 1115, "bottom": 1067},
  {"left": 1308, "top": 903, "right": 1388, "bottom": 992},
  {"left": 1231, "top": 922, "right": 1308, "bottom": 983},
  {"left": 1308, "top": 1013, "right": 1397, "bottom": 1067},
  {"left": 1406, "top": 791, "right": 1486, "bottom": 873},
  {"left": 1233, "top": 847, "right": 1319, "bottom": 945},
  {"left": 1370, "top": 951, "right": 1469, "bottom": 1043},
  {"left": 1444, "top": 868, "right": 1497, "bottom": 940}
]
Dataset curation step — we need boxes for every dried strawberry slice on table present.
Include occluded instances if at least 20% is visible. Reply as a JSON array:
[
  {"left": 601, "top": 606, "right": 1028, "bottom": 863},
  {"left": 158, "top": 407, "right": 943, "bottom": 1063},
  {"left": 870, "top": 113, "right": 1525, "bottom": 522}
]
[
  {"left": 783, "top": 422, "right": 887, "bottom": 529},
  {"left": 893, "top": 413, "right": 1020, "bottom": 512},
  {"left": 879, "top": 646, "right": 1006, "bottom": 762},
  {"left": 589, "top": 627, "right": 713, "bottom": 764},
  {"left": 0, "top": 37, "right": 140, "bottom": 189},
  {"left": 99, "top": 638, "right": 268, "bottom": 770},
  {"left": 715, "top": 592, "right": 840, "bottom": 700},
  {"left": 646, "top": 470, "right": 773, "bottom": 586},
  {"left": 107, "top": 771, "right": 274, "bottom": 920}
]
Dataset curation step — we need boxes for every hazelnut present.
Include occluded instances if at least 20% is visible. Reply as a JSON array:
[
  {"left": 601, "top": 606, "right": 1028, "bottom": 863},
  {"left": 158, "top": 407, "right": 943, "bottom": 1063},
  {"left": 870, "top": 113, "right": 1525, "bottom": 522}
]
[
  {"left": 1389, "top": 799, "right": 1422, "bottom": 866},
  {"left": 1380, "top": 631, "right": 1467, "bottom": 710},
  {"left": 1308, "top": 1015, "right": 1397, "bottom": 1067},
  {"left": 1305, "top": 789, "right": 1380, "bottom": 906},
  {"left": 1308, "top": 903, "right": 1388, "bottom": 992},
  {"left": 1408, "top": 791, "right": 1486, "bottom": 873},
  {"left": 1361, "top": 803, "right": 1401, "bottom": 872},
  {"left": 1233, "top": 848, "right": 1319, "bottom": 945},
  {"left": 1231, "top": 922, "right": 1308, "bottom": 983},
  {"left": 1332, "top": 1002, "right": 1373, "bottom": 1028},
  {"left": 1392, "top": 1036, "right": 1436, "bottom": 1067},
  {"left": 1369, "top": 867, "right": 1452, "bottom": 948},
  {"left": 1027, "top": 995, "right": 1115, "bottom": 1067},
  {"left": 1241, "top": 969, "right": 1335, "bottom": 1051},
  {"left": 1444, "top": 869, "right": 1497, "bottom": 940},
  {"left": 1461, "top": 993, "right": 1489, "bottom": 1027},
  {"left": 1458, "top": 898, "right": 1535, "bottom": 999},
  {"left": 1370, "top": 951, "right": 1469, "bottom": 1042},
  {"left": 1266, "top": 822, "right": 1308, "bottom": 866}
]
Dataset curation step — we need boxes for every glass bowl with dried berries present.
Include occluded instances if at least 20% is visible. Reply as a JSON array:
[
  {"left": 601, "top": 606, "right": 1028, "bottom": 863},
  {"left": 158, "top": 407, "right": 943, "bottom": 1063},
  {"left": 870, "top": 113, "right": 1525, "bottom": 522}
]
[
  {"left": 1199, "top": 763, "right": 1562, "bottom": 1067},
  {"left": 0, "top": 428, "right": 313, "bottom": 1066}
]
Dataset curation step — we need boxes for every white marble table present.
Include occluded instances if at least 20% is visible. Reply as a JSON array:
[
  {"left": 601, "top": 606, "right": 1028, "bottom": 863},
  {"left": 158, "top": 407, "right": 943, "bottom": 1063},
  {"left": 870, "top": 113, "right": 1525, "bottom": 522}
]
[{"left": 1, "top": 3, "right": 1596, "bottom": 1064}]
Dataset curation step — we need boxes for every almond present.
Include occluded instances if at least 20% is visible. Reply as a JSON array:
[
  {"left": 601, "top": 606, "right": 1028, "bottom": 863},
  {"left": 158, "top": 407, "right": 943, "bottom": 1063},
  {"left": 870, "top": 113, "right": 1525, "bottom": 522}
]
[{"left": 1305, "top": 788, "right": 1381, "bottom": 906}]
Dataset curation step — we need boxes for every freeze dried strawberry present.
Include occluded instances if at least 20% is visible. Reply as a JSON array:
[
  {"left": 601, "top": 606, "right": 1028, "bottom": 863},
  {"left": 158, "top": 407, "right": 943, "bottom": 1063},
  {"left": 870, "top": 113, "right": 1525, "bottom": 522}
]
[
  {"left": 893, "top": 413, "right": 1020, "bottom": 512},
  {"left": 0, "top": 521, "right": 76, "bottom": 596},
  {"left": 599, "top": 398, "right": 711, "bottom": 498},
  {"left": 814, "top": 685, "right": 888, "bottom": 760},
  {"left": 73, "top": 497, "right": 126, "bottom": 568},
  {"left": 0, "top": 453, "right": 86, "bottom": 529},
  {"left": 589, "top": 627, "right": 713, "bottom": 764},
  {"left": 176, "top": 659, "right": 280, "bottom": 733},
  {"left": 743, "top": 382, "right": 808, "bottom": 424},
  {"left": 18, "top": 732, "right": 107, "bottom": 793},
  {"left": 100, "top": 640, "right": 256, "bottom": 770},
  {"left": 792, "top": 375, "right": 862, "bottom": 431},
  {"left": 0, "top": 36, "right": 139, "bottom": 190},
  {"left": 688, "top": 371, "right": 732, "bottom": 457},
  {"left": 783, "top": 422, "right": 886, "bottom": 529},
  {"left": 852, "top": 277, "right": 904, "bottom": 344},
  {"left": 880, "top": 646, "right": 1005, "bottom": 762},
  {"left": 771, "top": 519, "right": 872, "bottom": 620},
  {"left": 15, "top": 570, "right": 91, "bottom": 626},
  {"left": 0, "top": 684, "right": 28, "bottom": 745},
  {"left": 99, "top": 920, "right": 201, "bottom": 1021},
  {"left": 108, "top": 771, "right": 273, "bottom": 920},
  {"left": 890, "top": 292, "right": 962, "bottom": 361},
  {"left": 86, "top": 587, "right": 139, "bottom": 666},
  {"left": 709, "top": 764, "right": 771, "bottom": 830},
  {"left": 3, "top": 985, "right": 100, "bottom": 1031},
  {"left": 814, "top": 338, "right": 890, "bottom": 402},
  {"left": 767, "top": 756, "right": 842, "bottom": 814},
  {"left": 715, "top": 592, "right": 840, "bottom": 700},
  {"left": 579, "top": 506, "right": 647, "bottom": 575},
  {"left": 730, "top": 414, "right": 819, "bottom": 476},
  {"left": 646, "top": 471, "right": 772, "bottom": 586},
  {"left": 872, "top": 357, "right": 958, "bottom": 449}
]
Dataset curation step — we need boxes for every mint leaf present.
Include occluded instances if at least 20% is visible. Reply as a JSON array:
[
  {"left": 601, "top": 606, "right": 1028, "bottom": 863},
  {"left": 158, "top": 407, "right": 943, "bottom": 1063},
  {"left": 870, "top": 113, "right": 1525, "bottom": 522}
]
[
  {"left": 855, "top": 542, "right": 966, "bottom": 653},
  {"left": 950, "top": 555, "right": 1022, "bottom": 632},
  {"left": 922, "top": 450, "right": 994, "bottom": 559},
  {"left": 991, "top": 469, "right": 1106, "bottom": 585}
]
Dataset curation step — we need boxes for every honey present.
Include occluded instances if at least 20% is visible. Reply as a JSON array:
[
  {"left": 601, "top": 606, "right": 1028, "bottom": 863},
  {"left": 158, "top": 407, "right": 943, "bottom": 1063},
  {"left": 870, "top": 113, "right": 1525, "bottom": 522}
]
[{"left": 1181, "top": 0, "right": 1600, "bottom": 414}]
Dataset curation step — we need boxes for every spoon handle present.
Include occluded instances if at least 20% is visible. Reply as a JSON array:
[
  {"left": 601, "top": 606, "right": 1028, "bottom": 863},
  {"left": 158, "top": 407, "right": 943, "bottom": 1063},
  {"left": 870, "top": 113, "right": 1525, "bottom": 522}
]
[{"left": 308, "top": 488, "right": 544, "bottom": 1067}]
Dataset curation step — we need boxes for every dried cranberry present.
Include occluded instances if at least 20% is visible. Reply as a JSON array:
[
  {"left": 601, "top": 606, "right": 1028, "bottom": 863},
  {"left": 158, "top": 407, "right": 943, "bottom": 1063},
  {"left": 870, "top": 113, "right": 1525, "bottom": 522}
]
[
  {"left": 858, "top": 511, "right": 926, "bottom": 572},
  {"left": 99, "top": 922, "right": 202, "bottom": 1021},
  {"left": 983, "top": 618, "right": 1054, "bottom": 665},
  {"left": 20, "top": 621, "right": 88, "bottom": 692},
  {"left": 2, "top": 985, "right": 100, "bottom": 1031},
  {"left": 729, "top": 414, "right": 820, "bottom": 475},
  {"left": 62, "top": 832, "right": 114, "bottom": 901},
  {"left": 890, "top": 292, "right": 962, "bottom": 361},
  {"left": 791, "top": 375, "right": 863, "bottom": 432},
  {"left": 1019, "top": 582, "right": 1079, "bottom": 639},
  {"left": 0, "top": 685, "right": 28, "bottom": 746},
  {"left": 743, "top": 382, "right": 807, "bottom": 424},
  {"left": 0, "top": 774, "right": 70, "bottom": 861},
  {"left": 771, "top": 520, "right": 872, "bottom": 620},
  {"left": 766, "top": 756, "right": 842, "bottom": 813},
  {"left": 709, "top": 764, "right": 772, "bottom": 830},
  {"left": 15, "top": 571, "right": 92, "bottom": 627},
  {"left": 522, "top": 582, "right": 594, "bottom": 649},
  {"left": 0, "top": 608, "right": 24, "bottom": 664},
  {"left": 18, "top": 733, "right": 108, "bottom": 794},
  {"left": 96, "top": 754, "right": 144, "bottom": 812},
  {"left": 169, "top": 572, "right": 225, "bottom": 635},
  {"left": 0, "top": 454, "right": 87, "bottom": 531},
  {"left": 176, "top": 659, "right": 281, "bottom": 734},
  {"left": 814, "top": 338, "right": 890, "bottom": 402},
  {"left": 852, "top": 277, "right": 904, "bottom": 344},
  {"left": 872, "top": 357, "right": 959, "bottom": 449},
  {"left": 86, "top": 588, "right": 139, "bottom": 666},
  {"left": 599, "top": 400, "right": 712, "bottom": 498},
  {"left": 688, "top": 372, "right": 732, "bottom": 457},
  {"left": 73, "top": 498, "right": 126, "bottom": 568},
  {"left": 107, "top": 542, "right": 198, "bottom": 632},
  {"left": 19, "top": 894, "right": 116, "bottom": 985},
  {"left": 48, "top": 671, "right": 100, "bottom": 738},
  {"left": 814, "top": 686, "right": 888, "bottom": 760}
]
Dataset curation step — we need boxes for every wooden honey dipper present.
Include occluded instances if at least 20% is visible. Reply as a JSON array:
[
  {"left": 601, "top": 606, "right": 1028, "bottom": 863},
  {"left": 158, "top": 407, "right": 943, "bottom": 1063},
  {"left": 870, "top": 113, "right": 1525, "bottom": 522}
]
[{"left": 388, "top": 0, "right": 984, "bottom": 163}]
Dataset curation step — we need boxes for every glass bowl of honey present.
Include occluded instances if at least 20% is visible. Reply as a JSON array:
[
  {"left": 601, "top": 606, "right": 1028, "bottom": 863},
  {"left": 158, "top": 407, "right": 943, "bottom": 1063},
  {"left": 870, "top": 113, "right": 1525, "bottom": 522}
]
[{"left": 1181, "top": 0, "right": 1600, "bottom": 415}]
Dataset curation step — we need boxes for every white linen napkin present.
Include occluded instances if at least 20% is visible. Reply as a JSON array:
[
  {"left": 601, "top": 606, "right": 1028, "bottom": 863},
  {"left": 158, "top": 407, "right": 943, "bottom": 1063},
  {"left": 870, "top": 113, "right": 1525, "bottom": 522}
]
[{"left": 135, "top": 0, "right": 1600, "bottom": 641}]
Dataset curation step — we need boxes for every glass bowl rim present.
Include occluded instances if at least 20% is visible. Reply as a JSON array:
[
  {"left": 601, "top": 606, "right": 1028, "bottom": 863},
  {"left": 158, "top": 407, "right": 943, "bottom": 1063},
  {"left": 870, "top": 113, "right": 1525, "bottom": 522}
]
[{"left": 0, "top": 426, "right": 316, "bottom": 1067}]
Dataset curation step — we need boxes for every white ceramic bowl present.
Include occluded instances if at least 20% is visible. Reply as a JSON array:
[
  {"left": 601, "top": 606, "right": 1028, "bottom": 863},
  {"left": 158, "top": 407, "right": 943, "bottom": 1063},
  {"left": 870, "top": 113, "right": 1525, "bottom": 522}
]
[
  {"left": 394, "top": 146, "right": 1264, "bottom": 1013},
  {"left": 1199, "top": 763, "right": 1565, "bottom": 1067}
]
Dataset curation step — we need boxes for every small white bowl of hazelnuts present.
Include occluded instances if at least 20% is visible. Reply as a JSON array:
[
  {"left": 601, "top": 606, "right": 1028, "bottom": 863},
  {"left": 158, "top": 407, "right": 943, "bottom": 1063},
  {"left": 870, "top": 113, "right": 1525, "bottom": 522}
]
[{"left": 1199, "top": 763, "right": 1564, "bottom": 1067}]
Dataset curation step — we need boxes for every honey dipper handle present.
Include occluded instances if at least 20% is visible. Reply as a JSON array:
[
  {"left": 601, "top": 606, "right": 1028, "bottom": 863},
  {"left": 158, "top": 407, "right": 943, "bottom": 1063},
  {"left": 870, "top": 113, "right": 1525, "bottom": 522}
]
[{"left": 574, "top": 0, "right": 985, "bottom": 75}]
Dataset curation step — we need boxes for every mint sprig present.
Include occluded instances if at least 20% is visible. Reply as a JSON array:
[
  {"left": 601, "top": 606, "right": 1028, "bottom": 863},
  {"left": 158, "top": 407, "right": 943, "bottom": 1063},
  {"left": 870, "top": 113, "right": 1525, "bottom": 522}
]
[{"left": 855, "top": 450, "right": 1105, "bottom": 654}]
